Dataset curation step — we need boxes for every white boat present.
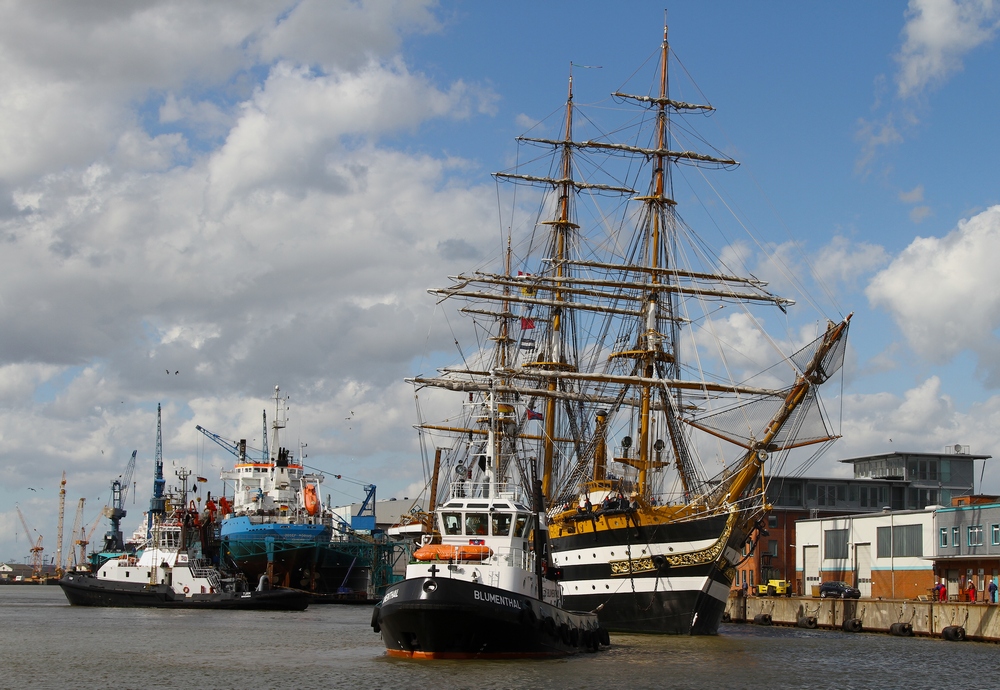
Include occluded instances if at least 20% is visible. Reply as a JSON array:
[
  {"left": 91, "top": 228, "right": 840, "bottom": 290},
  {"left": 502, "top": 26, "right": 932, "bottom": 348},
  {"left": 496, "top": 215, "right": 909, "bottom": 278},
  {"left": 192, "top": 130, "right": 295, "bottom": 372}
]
[{"left": 372, "top": 383, "right": 608, "bottom": 658}]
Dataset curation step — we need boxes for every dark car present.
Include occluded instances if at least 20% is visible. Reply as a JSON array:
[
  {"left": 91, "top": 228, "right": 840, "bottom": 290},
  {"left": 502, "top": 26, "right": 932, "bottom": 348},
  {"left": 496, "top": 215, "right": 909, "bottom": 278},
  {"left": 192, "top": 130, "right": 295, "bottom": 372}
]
[{"left": 819, "top": 581, "right": 861, "bottom": 599}]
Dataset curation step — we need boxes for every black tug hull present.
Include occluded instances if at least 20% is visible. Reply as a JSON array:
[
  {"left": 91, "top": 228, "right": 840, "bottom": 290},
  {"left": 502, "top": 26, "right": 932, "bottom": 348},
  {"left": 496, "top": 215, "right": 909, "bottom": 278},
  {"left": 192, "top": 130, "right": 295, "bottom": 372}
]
[
  {"left": 58, "top": 574, "right": 310, "bottom": 610},
  {"left": 373, "top": 577, "right": 608, "bottom": 659}
]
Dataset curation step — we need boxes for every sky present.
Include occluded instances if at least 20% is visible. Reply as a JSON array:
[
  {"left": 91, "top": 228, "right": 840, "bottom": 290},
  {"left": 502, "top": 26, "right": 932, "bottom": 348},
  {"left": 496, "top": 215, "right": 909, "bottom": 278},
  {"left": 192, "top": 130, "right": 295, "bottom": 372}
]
[{"left": 3, "top": 0, "right": 1000, "bottom": 564}]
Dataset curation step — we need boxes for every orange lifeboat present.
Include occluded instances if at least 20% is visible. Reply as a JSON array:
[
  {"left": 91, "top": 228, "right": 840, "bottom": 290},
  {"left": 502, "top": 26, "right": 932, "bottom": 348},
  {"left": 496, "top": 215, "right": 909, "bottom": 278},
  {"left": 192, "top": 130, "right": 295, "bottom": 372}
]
[
  {"left": 303, "top": 483, "right": 320, "bottom": 516},
  {"left": 413, "top": 544, "right": 493, "bottom": 562}
]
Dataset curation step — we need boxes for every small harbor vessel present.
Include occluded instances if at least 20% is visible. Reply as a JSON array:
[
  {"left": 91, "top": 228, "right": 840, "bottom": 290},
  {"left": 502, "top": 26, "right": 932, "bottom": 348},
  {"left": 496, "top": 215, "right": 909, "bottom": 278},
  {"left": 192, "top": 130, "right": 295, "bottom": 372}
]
[
  {"left": 372, "top": 383, "right": 609, "bottom": 658},
  {"left": 206, "top": 386, "right": 397, "bottom": 601},
  {"left": 59, "top": 466, "right": 309, "bottom": 610}
]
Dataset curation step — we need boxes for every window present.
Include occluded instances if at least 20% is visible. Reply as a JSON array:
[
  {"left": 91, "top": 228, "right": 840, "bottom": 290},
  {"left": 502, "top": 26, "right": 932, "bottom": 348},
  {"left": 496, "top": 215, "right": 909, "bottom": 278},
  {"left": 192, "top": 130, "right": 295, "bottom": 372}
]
[
  {"left": 992, "top": 524, "right": 1000, "bottom": 546},
  {"left": 940, "top": 528, "right": 949, "bottom": 548},
  {"left": 825, "top": 528, "right": 849, "bottom": 559},
  {"left": 952, "top": 526, "right": 960, "bottom": 548},
  {"left": 837, "top": 485, "right": 846, "bottom": 502},
  {"left": 768, "top": 515, "right": 778, "bottom": 529},
  {"left": 491, "top": 513, "right": 512, "bottom": 536},
  {"left": 442, "top": 513, "right": 461, "bottom": 535},
  {"left": 877, "top": 524, "right": 923, "bottom": 558},
  {"left": 767, "top": 540, "right": 779, "bottom": 557},
  {"left": 860, "top": 487, "right": 868, "bottom": 508},
  {"left": 807, "top": 484, "right": 817, "bottom": 501},
  {"left": 968, "top": 525, "right": 984, "bottom": 547},
  {"left": 514, "top": 514, "right": 530, "bottom": 537},
  {"left": 849, "top": 485, "right": 857, "bottom": 502},
  {"left": 465, "top": 513, "right": 488, "bottom": 536}
]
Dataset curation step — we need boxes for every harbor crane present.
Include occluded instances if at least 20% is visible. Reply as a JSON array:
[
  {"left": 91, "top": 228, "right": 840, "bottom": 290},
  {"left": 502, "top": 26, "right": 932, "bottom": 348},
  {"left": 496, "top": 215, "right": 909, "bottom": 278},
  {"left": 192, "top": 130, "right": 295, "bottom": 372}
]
[
  {"left": 77, "top": 510, "right": 104, "bottom": 569},
  {"left": 147, "top": 404, "right": 166, "bottom": 540},
  {"left": 104, "top": 450, "right": 136, "bottom": 552},
  {"left": 15, "top": 504, "right": 44, "bottom": 579},
  {"left": 55, "top": 471, "right": 66, "bottom": 578},
  {"left": 66, "top": 498, "right": 85, "bottom": 571}
]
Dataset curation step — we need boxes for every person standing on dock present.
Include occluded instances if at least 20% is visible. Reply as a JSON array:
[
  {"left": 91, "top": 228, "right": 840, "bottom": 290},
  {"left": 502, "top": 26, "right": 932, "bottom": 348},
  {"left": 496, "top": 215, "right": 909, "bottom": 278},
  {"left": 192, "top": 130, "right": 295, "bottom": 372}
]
[
  {"left": 989, "top": 579, "right": 997, "bottom": 604},
  {"left": 968, "top": 580, "right": 977, "bottom": 603}
]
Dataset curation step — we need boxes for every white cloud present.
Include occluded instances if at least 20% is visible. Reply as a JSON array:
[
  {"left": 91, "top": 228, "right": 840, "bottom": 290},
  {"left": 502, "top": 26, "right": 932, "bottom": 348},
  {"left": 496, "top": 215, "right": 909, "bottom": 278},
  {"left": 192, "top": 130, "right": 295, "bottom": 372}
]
[
  {"left": 896, "top": 0, "right": 1000, "bottom": 98},
  {"left": 812, "top": 236, "right": 890, "bottom": 289},
  {"left": 899, "top": 184, "right": 925, "bottom": 203},
  {"left": 909, "top": 205, "right": 932, "bottom": 223},
  {"left": 866, "top": 205, "right": 1000, "bottom": 383},
  {"left": 0, "top": 1, "right": 501, "bottom": 560}
]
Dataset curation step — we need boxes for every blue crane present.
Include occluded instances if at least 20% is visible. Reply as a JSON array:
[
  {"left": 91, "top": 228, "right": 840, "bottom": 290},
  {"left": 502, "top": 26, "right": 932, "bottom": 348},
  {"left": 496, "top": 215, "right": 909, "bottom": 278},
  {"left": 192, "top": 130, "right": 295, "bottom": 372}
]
[
  {"left": 147, "top": 404, "right": 166, "bottom": 539},
  {"left": 104, "top": 450, "right": 136, "bottom": 552}
]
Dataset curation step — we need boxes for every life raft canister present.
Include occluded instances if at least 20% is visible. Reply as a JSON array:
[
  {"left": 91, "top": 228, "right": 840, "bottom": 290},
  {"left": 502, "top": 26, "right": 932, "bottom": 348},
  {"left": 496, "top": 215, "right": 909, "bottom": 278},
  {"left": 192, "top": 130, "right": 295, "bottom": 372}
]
[{"left": 412, "top": 544, "right": 493, "bottom": 561}]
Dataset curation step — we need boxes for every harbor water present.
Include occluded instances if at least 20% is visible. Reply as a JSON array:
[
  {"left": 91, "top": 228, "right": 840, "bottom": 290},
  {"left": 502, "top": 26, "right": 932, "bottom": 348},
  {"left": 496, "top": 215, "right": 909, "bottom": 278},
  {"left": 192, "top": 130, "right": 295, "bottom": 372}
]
[{"left": 5, "top": 586, "right": 1000, "bottom": 689}]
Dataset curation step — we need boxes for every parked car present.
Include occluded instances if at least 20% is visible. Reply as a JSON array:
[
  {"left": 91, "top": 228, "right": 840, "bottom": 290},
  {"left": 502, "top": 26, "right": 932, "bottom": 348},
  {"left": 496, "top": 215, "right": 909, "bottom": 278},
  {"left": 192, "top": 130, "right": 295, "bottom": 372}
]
[{"left": 818, "top": 581, "right": 861, "bottom": 599}]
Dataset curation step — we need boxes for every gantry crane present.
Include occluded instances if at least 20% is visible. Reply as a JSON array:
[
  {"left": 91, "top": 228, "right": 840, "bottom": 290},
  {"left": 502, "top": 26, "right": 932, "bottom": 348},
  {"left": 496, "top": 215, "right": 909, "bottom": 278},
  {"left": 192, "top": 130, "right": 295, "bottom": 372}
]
[
  {"left": 104, "top": 450, "right": 136, "bottom": 552},
  {"left": 66, "top": 497, "right": 85, "bottom": 571},
  {"left": 55, "top": 471, "right": 67, "bottom": 578},
  {"left": 15, "top": 504, "right": 44, "bottom": 579}
]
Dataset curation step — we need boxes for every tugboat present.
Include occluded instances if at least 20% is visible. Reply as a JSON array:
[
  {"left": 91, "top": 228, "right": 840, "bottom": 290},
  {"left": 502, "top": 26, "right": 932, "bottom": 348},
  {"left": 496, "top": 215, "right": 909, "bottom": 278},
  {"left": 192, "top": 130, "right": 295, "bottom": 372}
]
[
  {"left": 59, "top": 466, "right": 309, "bottom": 611},
  {"left": 372, "top": 382, "right": 609, "bottom": 658}
]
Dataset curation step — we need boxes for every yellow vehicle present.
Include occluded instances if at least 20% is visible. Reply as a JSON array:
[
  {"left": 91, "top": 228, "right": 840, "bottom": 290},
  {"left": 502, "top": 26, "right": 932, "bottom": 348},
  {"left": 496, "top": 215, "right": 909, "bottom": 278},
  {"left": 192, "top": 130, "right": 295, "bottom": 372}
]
[{"left": 757, "top": 579, "right": 792, "bottom": 596}]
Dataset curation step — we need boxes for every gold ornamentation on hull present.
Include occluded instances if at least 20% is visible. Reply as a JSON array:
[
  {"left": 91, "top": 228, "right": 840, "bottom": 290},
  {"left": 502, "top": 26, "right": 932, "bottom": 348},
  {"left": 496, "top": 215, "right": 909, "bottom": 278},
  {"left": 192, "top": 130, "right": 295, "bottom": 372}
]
[{"left": 606, "top": 511, "right": 737, "bottom": 576}]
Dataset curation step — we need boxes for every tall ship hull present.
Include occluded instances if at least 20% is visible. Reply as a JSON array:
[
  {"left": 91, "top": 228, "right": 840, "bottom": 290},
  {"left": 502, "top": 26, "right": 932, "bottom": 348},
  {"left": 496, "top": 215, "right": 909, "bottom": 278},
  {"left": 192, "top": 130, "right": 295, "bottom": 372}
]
[{"left": 549, "top": 509, "right": 745, "bottom": 633}]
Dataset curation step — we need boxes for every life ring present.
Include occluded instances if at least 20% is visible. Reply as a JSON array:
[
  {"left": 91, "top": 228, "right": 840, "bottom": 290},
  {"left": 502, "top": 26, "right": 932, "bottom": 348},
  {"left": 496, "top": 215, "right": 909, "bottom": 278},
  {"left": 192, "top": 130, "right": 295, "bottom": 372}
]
[
  {"left": 183, "top": 586, "right": 190, "bottom": 594},
  {"left": 303, "top": 483, "right": 320, "bottom": 516}
]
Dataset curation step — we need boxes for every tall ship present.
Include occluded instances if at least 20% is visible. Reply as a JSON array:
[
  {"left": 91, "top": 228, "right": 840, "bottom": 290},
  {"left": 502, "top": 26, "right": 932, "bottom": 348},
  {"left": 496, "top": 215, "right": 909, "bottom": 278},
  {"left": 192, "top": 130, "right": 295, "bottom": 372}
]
[
  {"left": 407, "top": 22, "right": 850, "bottom": 635},
  {"left": 206, "top": 386, "right": 401, "bottom": 600}
]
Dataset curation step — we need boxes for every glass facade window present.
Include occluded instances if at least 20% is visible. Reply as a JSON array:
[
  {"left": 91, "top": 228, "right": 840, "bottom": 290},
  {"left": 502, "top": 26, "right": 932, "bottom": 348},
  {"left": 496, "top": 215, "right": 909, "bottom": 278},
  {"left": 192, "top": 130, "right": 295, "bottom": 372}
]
[
  {"left": 940, "top": 528, "right": 949, "bottom": 548},
  {"left": 768, "top": 515, "right": 778, "bottom": 529},
  {"left": 825, "top": 528, "right": 849, "bottom": 559},
  {"left": 968, "top": 525, "right": 984, "bottom": 547},
  {"left": 952, "top": 526, "right": 960, "bottom": 548},
  {"left": 993, "top": 524, "right": 1000, "bottom": 546},
  {"left": 878, "top": 524, "right": 923, "bottom": 558}
]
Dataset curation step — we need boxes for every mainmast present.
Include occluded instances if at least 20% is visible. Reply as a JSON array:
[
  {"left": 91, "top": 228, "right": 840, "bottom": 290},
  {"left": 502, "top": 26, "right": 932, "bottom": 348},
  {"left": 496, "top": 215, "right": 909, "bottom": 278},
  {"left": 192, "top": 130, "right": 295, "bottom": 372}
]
[
  {"left": 510, "top": 72, "right": 580, "bottom": 502},
  {"left": 607, "top": 25, "right": 703, "bottom": 502}
]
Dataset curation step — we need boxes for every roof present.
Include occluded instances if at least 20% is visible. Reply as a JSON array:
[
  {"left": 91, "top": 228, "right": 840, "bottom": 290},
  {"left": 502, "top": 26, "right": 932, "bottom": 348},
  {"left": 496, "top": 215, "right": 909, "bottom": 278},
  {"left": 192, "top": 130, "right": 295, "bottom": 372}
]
[{"left": 837, "top": 450, "right": 992, "bottom": 463}]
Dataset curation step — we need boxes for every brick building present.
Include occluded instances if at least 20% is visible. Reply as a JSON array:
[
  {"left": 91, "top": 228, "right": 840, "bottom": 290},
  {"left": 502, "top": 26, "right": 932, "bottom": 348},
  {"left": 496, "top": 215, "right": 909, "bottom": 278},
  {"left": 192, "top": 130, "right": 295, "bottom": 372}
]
[{"left": 733, "top": 447, "right": 985, "bottom": 593}]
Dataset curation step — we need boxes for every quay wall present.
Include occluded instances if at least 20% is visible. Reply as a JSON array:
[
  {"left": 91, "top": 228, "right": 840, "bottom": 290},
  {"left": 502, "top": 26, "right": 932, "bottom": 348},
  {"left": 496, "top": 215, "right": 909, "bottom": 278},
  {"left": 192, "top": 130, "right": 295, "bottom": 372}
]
[{"left": 726, "top": 594, "right": 1000, "bottom": 641}]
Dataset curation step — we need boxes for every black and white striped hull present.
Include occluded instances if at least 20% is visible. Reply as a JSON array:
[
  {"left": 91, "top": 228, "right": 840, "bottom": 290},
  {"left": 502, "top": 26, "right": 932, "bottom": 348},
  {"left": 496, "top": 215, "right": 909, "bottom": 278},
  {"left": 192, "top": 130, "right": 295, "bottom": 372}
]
[{"left": 548, "top": 511, "right": 747, "bottom": 635}]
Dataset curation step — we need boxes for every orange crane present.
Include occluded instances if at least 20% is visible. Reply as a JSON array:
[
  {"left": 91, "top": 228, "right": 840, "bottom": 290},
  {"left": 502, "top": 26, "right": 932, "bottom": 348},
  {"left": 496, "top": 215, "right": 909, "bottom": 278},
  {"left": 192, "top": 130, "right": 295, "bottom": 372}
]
[
  {"left": 76, "top": 509, "right": 104, "bottom": 570},
  {"left": 55, "top": 472, "right": 67, "bottom": 578},
  {"left": 66, "top": 498, "right": 85, "bottom": 571},
  {"left": 15, "top": 504, "right": 44, "bottom": 580}
]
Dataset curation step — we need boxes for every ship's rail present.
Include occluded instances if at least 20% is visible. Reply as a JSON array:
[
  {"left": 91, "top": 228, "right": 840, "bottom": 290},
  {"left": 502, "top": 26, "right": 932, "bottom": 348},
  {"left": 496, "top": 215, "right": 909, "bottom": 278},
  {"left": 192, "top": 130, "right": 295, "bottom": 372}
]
[
  {"left": 446, "top": 480, "right": 529, "bottom": 505},
  {"left": 189, "top": 558, "right": 224, "bottom": 592}
]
